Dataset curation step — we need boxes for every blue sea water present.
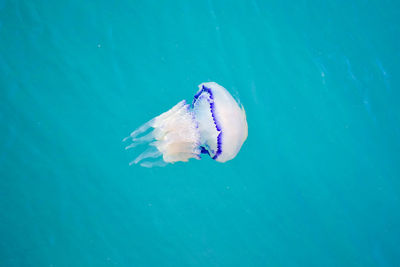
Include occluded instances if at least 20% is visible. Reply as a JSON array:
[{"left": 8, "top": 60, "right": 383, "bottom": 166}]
[{"left": 1, "top": 0, "right": 400, "bottom": 266}]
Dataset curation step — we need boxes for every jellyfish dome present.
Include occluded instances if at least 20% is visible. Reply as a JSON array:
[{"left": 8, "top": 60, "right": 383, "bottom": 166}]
[{"left": 123, "top": 82, "right": 248, "bottom": 167}]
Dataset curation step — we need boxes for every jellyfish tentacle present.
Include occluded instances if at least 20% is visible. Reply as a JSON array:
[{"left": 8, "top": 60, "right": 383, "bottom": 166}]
[
  {"left": 130, "top": 146, "right": 162, "bottom": 166},
  {"left": 122, "top": 119, "right": 155, "bottom": 142},
  {"left": 132, "top": 131, "right": 155, "bottom": 143},
  {"left": 125, "top": 142, "right": 139, "bottom": 150},
  {"left": 125, "top": 130, "right": 156, "bottom": 150},
  {"left": 140, "top": 160, "right": 168, "bottom": 168}
]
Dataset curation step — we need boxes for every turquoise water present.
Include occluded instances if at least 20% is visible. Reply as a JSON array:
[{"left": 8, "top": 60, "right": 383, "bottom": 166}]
[{"left": 1, "top": 0, "right": 400, "bottom": 266}]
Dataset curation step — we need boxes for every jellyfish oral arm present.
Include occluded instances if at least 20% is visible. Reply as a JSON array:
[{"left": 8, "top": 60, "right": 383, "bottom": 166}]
[{"left": 124, "top": 100, "right": 201, "bottom": 167}]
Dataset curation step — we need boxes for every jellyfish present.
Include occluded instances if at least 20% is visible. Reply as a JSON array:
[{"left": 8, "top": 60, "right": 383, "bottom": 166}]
[{"left": 123, "top": 82, "right": 248, "bottom": 167}]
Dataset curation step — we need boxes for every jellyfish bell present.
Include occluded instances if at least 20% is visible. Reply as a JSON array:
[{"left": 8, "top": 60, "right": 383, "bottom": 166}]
[
  {"left": 123, "top": 82, "right": 248, "bottom": 167},
  {"left": 192, "top": 82, "right": 248, "bottom": 162}
]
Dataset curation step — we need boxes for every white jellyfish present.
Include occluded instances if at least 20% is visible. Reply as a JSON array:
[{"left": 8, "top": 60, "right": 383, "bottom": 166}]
[{"left": 123, "top": 82, "right": 248, "bottom": 167}]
